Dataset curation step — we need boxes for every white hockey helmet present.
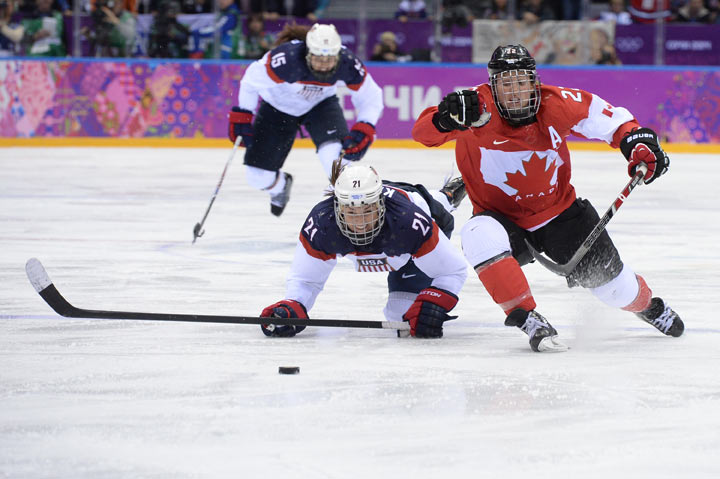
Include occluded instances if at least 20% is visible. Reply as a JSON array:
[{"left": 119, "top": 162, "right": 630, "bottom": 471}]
[
  {"left": 306, "top": 23, "right": 342, "bottom": 57},
  {"left": 334, "top": 164, "right": 386, "bottom": 246}
]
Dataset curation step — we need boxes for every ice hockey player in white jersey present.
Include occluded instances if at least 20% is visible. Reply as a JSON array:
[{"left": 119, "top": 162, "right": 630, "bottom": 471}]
[
  {"left": 228, "top": 23, "right": 384, "bottom": 217},
  {"left": 259, "top": 162, "right": 469, "bottom": 338},
  {"left": 413, "top": 44, "right": 684, "bottom": 352}
]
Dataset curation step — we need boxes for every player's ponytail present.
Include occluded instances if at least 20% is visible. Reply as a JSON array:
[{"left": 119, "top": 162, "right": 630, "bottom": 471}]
[{"left": 274, "top": 22, "right": 310, "bottom": 47}]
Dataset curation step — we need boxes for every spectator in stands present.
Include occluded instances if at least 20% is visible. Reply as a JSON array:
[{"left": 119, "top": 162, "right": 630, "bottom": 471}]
[
  {"left": 314, "top": 0, "right": 330, "bottom": 18},
  {"left": 395, "top": 0, "right": 427, "bottom": 21},
  {"left": 13, "top": 0, "right": 68, "bottom": 14},
  {"left": 54, "top": 0, "right": 71, "bottom": 15},
  {"left": 710, "top": 0, "right": 720, "bottom": 23},
  {"left": 178, "top": 0, "right": 206, "bottom": 13},
  {"left": 441, "top": 0, "right": 484, "bottom": 30},
  {"left": 675, "top": 0, "right": 713, "bottom": 22},
  {"left": 14, "top": 0, "right": 66, "bottom": 56},
  {"left": 148, "top": 0, "right": 190, "bottom": 58},
  {"left": 189, "top": 0, "right": 239, "bottom": 58},
  {"left": 517, "top": 0, "right": 557, "bottom": 24},
  {"left": 0, "top": 0, "right": 20, "bottom": 56},
  {"left": 482, "top": 0, "right": 511, "bottom": 20},
  {"left": 86, "top": 0, "right": 137, "bottom": 57},
  {"left": 598, "top": 0, "right": 633, "bottom": 25},
  {"left": 233, "top": 12, "right": 273, "bottom": 59},
  {"left": 628, "top": 0, "right": 672, "bottom": 23},
  {"left": 181, "top": 0, "right": 212, "bottom": 13},
  {"left": 264, "top": 0, "right": 317, "bottom": 20},
  {"left": 561, "top": 0, "right": 581, "bottom": 20},
  {"left": 371, "top": 30, "right": 411, "bottom": 62},
  {"left": 89, "top": 0, "right": 139, "bottom": 14}
]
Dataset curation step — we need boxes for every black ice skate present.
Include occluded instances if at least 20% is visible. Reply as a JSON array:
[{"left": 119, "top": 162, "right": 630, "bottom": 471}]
[
  {"left": 505, "top": 308, "right": 568, "bottom": 352},
  {"left": 270, "top": 173, "right": 293, "bottom": 217},
  {"left": 439, "top": 176, "right": 467, "bottom": 209},
  {"left": 636, "top": 297, "right": 684, "bottom": 337}
]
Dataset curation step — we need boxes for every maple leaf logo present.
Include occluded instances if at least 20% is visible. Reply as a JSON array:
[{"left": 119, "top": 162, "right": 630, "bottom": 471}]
[{"left": 505, "top": 153, "right": 558, "bottom": 201}]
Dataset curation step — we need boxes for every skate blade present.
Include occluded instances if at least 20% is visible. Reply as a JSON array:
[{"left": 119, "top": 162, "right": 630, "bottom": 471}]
[{"left": 536, "top": 335, "right": 569, "bottom": 353}]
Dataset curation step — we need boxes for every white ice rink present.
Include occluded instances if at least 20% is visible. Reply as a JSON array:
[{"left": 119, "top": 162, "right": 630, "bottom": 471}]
[{"left": 1, "top": 146, "right": 719, "bottom": 478}]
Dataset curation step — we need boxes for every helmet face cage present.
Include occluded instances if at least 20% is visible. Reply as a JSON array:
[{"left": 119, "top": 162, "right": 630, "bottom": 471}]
[
  {"left": 487, "top": 44, "right": 541, "bottom": 124},
  {"left": 490, "top": 69, "right": 541, "bottom": 123},
  {"left": 334, "top": 196, "right": 386, "bottom": 246},
  {"left": 333, "top": 165, "right": 386, "bottom": 246}
]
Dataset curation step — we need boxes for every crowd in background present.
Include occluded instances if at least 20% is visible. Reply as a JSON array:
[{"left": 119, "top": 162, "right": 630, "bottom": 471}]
[{"left": 1, "top": 0, "right": 719, "bottom": 59}]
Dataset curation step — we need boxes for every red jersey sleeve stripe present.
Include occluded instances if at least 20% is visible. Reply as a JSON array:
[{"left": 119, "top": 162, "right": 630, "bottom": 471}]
[
  {"left": 299, "top": 233, "right": 336, "bottom": 261},
  {"left": 265, "top": 56, "right": 284, "bottom": 84},
  {"left": 346, "top": 79, "right": 365, "bottom": 91},
  {"left": 346, "top": 70, "right": 367, "bottom": 91},
  {"left": 413, "top": 222, "right": 440, "bottom": 258},
  {"left": 611, "top": 120, "right": 641, "bottom": 149}
]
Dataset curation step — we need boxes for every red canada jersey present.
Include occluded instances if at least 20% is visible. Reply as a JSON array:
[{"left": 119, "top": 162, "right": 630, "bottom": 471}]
[{"left": 412, "top": 84, "right": 639, "bottom": 230}]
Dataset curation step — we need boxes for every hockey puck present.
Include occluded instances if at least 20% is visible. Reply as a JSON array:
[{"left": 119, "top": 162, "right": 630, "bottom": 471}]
[{"left": 278, "top": 366, "right": 300, "bottom": 375}]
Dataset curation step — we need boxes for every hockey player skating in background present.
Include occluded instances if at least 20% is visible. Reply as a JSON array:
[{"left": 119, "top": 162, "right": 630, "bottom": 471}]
[
  {"left": 228, "top": 23, "right": 384, "bottom": 217},
  {"left": 259, "top": 162, "right": 469, "bottom": 338},
  {"left": 412, "top": 44, "right": 684, "bottom": 352}
]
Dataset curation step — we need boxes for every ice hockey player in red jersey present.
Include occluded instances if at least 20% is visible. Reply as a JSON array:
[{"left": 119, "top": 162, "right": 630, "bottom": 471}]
[
  {"left": 412, "top": 44, "right": 684, "bottom": 352},
  {"left": 228, "top": 23, "right": 384, "bottom": 217},
  {"left": 259, "top": 162, "right": 468, "bottom": 338}
]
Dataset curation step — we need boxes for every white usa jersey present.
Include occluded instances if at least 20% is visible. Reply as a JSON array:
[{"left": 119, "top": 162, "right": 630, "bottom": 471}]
[
  {"left": 284, "top": 186, "right": 467, "bottom": 312},
  {"left": 238, "top": 40, "right": 383, "bottom": 124}
]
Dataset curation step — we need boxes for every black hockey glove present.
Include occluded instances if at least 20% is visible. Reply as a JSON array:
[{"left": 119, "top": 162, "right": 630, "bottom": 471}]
[
  {"left": 260, "top": 300, "right": 308, "bottom": 337},
  {"left": 402, "top": 288, "right": 458, "bottom": 338},
  {"left": 432, "top": 90, "right": 491, "bottom": 132},
  {"left": 619, "top": 127, "right": 669, "bottom": 185}
]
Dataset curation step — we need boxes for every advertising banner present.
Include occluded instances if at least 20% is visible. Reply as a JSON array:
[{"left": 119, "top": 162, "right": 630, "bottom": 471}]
[
  {"left": 1, "top": 59, "right": 718, "bottom": 143},
  {"left": 612, "top": 24, "right": 720, "bottom": 65}
]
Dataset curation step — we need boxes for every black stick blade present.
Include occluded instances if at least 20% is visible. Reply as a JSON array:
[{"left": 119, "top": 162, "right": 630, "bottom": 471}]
[
  {"left": 26, "top": 258, "right": 78, "bottom": 317},
  {"left": 525, "top": 240, "right": 575, "bottom": 276},
  {"left": 24, "top": 258, "right": 409, "bottom": 331},
  {"left": 192, "top": 223, "right": 204, "bottom": 244}
]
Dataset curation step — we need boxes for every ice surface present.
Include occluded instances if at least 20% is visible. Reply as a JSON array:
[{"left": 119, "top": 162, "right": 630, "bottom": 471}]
[{"left": 1, "top": 147, "right": 719, "bottom": 478}]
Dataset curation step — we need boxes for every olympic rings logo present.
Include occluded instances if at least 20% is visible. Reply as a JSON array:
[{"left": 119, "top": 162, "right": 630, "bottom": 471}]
[{"left": 615, "top": 36, "right": 644, "bottom": 52}]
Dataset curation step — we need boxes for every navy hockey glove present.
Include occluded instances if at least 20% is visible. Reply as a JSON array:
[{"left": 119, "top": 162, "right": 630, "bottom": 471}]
[
  {"left": 260, "top": 300, "right": 308, "bottom": 337},
  {"left": 228, "top": 107, "right": 254, "bottom": 147},
  {"left": 402, "top": 288, "right": 458, "bottom": 338},
  {"left": 433, "top": 90, "right": 490, "bottom": 132},
  {"left": 620, "top": 127, "right": 669, "bottom": 185},
  {"left": 341, "top": 122, "right": 375, "bottom": 161}
]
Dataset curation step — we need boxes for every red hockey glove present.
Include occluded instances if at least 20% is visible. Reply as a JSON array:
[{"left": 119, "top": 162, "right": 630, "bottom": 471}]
[
  {"left": 260, "top": 300, "right": 308, "bottom": 337},
  {"left": 433, "top": 90, "right": 491, "bottom": 132},
  {"left": 228, "top": 107, "right": 254, "bottom": 147},
  {"left": 341, "top": 122, "right": 375, "bottom": 161},
  {"left": 619, "top": 127, "right": 669, "bottom": 185},
  {"left": 402, "top": 287, "right": 458, "bottom": 338}
]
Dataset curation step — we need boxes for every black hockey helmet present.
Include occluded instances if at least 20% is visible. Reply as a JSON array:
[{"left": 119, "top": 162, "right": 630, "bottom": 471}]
[
  {"left": 487, "top": 44, "right": 541, "bottom": 125},
  {"left": 487, "top": 44, "right": 537, "bottom": 77}
]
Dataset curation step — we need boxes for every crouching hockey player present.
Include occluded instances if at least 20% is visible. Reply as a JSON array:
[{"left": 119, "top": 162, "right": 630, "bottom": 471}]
[
  {"left": 260, "top": 163, "right": 469, "bottom": 338},
  {"left": 228, "top": 23, "right": 383, "bottom": 217},
  {"left": 412, "top": 44, "right": 684, "bottom": 352}
]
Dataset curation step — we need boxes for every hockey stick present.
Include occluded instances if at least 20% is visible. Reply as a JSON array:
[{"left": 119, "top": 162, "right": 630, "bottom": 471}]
[
  {"left": 525, "top": 163, "right": 648, "bottom": 276},
  {"left": 25, "top": 258, "right": 409, "bottom": 331},
  {"left": 192, "top": 136, "right": 242, "bottom": 244}
]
